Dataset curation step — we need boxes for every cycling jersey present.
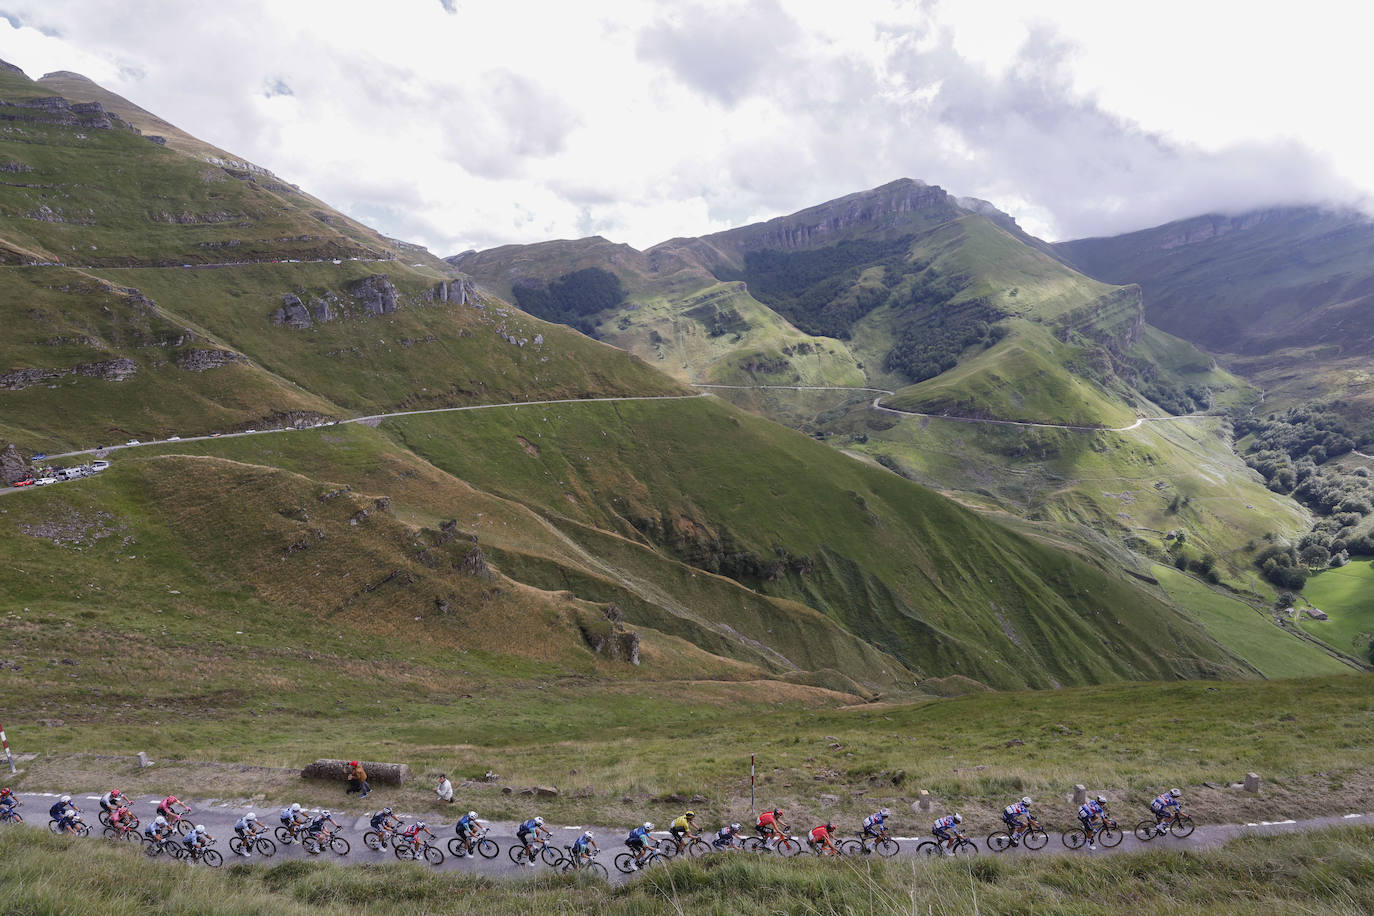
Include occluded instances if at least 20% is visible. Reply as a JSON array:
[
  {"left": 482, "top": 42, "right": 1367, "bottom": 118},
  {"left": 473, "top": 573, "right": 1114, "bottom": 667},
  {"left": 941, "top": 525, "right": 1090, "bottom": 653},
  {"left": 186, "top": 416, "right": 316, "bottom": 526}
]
[
  {"left": 756, "top": 811, "right": 777, "bottom": 829},
  {"left": 932, "top": 816, "right": 958, "bottom": 834},
  {"left": 100, "top": 792, "right": 120, "bottom": 809},
  {"left": 518, "top": 818, "right": 540, "bottom": 835},
  {"left": 1078, "top": 800, "right": 1104, "bottom": 821},
  {"left": 862, "top": 813, "right": 886, "bottom": 832},
  {"left": 370, "top": 813, "right": 390, "bottom": 830},
  {"left": 571, "top": 836, "right": 592, "bottom": 855},
  {"left": 309, "top": 817, "right": 330, "bottom": 832},
  {"left": 456, "top": 814, "right": 477, "bottom": 834},
  {"left": 183, "top": 829, "right": 205, "bottom": 846},
  {"left": 1151, "top": 794, "right": 1179, "bottom": 813},
  {"left": 671, "top": 814, "right": 691, "bottom": 832},
  {"left": 159, "top": 796, "right": 179, "bottom": 810},
  {"left": 626, "top": 825, "right": 651, "bottom": 845},
  {"left": 49, "top": 802, "right": 69, "bottom": 821},
  {"left": 809, "top": 825, "right": 831, "bottom": 843},
  {"left": 714, "top": 827, "right": 736, "bottom": 843},
  {"left": 143, "top": 823, "right": 162, "bottom": 839},
  {"left": 234, "top": 816, "right": 256, "bottom": 832},
  {"left": 279, "top": 808, "right": 296, "bottom": 824}
]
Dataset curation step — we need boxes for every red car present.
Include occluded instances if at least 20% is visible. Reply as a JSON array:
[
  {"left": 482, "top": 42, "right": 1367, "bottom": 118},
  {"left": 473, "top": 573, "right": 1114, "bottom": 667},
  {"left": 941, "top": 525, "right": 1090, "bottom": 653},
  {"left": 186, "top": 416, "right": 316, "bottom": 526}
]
[{"left": 11, "top": 478, "right": 35, "bottom": 487}]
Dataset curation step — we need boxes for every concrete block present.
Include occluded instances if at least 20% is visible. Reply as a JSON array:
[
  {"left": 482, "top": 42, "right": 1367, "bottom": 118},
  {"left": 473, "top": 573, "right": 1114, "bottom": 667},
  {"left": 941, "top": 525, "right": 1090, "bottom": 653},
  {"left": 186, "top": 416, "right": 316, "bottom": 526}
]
[
  {"left": 1073, "top": 784, "right": 1086, "bottom": 805},
  {"left": 1244, "top": 773, "right": 1260, "bottom": 793},
  {"left": 918, "top": 789, "right": 931, "bottom": 811},
  {"left": 136, "top": 751, "right": 152, "bottom": 768}
]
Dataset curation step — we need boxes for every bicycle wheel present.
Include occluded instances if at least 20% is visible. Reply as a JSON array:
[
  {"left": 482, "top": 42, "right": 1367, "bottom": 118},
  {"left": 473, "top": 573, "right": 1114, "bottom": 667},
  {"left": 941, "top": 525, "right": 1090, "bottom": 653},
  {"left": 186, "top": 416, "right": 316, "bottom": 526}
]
[
  {"left": 1170, "top": 815, "right": 1195, "bottom": 838},
  {"left": 202, "top": 849, "right": 223, "bottom": 868},
  {"left": 987, "top": 831, "right": 1012, "bottom": 853},
  {"left": 73, "top": 822, "right": 90, "bottom": 838},
  {"left": 659, "top": 837, "right": 680, "bottom": 858},
  {"left": 302, "top": 835, "right": 321, "bottom": 855},
  {"left": 953, "top": 838, "right": 978, "bottom": 856},
  {"left": 684, "top": 838, "right": 709, "bottom": 858},
  {"left": 875, "top": 837, "right": 900, "bottom": 858},
  {"left": 168, "top": 842, "right": 187, "bottom": 860},
  {"left": 587, "top": 861, "right": 609, "bottom": 880},
  {"left": 99, "top": 810, "right": 112, "bottom": 827},
  {"left": 447, "top": 837, "right": 465, "bottom": 857},
  {"left": 915, "top": 840, "right": 939, "bottom": 857},
  {"left": 229, "top": 836, "right": 246, "bottom": 856},
  {"left": 274, "top": 826, "right": 294, "bottom": 844},
  {"left": 1062, "top": 829, "right": 1086, "bottom": 849},
  {"left": 838, "top": 838, "right": 863, "bottom": 856},
  {"left": 143, "top": 838, "right": 164, "bottom": 857},
  {"left": 477, "top": 837, "right": 499, "bottom": 859},
  {"left": 742, "top": 836, "right": 768, "bottom": 853},
  {"left": 330, "top": 836, "right": 350, "bottom": 856},
  {"left": 174, "top": 819, "right": 192, "bottom": 837},
  {"left": 103, "top": 825, "right": 122, "bottom": 841},
  {"left": 1134, "top": 820, "right": 1158, "bottom": 842},
  {"left": 1023, "top": 828, "right": 1049, "bottom": 851},
  {"left": 48, "top": 819, "right": 61, "bottom": 834},
  {"left": 775, "top": 837, "right": 802, "bottom": 858},
  {"left": 613, "top": 852, "right": 636, "bottom": 874},
  {"left": 2, "top": 812, "right": 21, "bottom": 824},
  {"left": 540, "top": 844, "right": 561, "bottom": 867},
  {"left": 255, "top": 836, "right": 277, "bottom": 857},
  {"left": 1098, "top": 825, "right": 1123, "bottom": 848},
  {"left": 365, "top": 831, "right": 387, "bottom": 852},
  {"left": 423, "top": 844, "right": 443, "bottom": 866}
]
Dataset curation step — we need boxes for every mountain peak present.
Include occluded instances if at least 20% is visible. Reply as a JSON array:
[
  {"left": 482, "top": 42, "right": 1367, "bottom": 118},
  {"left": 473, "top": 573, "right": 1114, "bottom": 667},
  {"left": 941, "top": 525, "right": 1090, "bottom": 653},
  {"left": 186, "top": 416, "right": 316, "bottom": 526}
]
[
  {"left": 0, "top": 59, "right": 25, "bottom": 77},
  {"left": 40, "top": 69, "right": 96, "bottom": 83}
]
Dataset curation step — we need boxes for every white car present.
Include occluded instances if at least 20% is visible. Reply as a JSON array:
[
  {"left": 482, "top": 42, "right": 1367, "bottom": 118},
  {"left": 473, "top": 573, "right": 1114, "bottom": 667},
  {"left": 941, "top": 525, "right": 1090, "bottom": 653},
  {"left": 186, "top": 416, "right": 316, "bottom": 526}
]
[
  {"left": 34, "top": 477, "right": 56, "bottom": 486},
  {"left": 126, "top": 439, "right": 140, "bottom": 446},
  {"left": 91, "top": 460, "right": 110, "bottom": 471},
  {"left": 167, "top": 435, "right": 181, "bottom": 441},
  {"left": 244, "top": 428, "right": 257, "bottom": 433}
]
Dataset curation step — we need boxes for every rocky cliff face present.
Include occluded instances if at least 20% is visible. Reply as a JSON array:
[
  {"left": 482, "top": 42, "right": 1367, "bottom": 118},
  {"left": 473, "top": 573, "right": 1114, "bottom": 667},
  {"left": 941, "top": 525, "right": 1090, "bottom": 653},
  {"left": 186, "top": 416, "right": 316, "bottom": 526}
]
[
  {"left": 0, "top": 442, "right": 30, "bottom": 484},
  {"left": 175, "top": 348, "right": 248, "bottom": 372},
  {"left": 0, "top": 357, "right": 137, "bottom": 390},
  {"left": 348, "top": 274, "right": 399, "bottom": 316}
]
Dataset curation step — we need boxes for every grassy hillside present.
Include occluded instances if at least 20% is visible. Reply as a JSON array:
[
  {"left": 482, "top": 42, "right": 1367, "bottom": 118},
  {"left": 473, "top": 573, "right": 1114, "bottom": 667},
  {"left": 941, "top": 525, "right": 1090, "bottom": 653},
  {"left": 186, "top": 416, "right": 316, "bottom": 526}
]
[{"left": 1301, "top": 560, "right": 1374, "bottom": 659}]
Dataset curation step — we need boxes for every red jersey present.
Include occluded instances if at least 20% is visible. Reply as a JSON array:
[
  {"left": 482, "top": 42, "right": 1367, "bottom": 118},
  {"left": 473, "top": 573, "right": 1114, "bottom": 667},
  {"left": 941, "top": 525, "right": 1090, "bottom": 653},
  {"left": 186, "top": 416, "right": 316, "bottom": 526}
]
[
  {"left": 809, "top": 825, "right": 830, "bottom": 843},
  {"left": 757, "top": 811, "right": 777, "bottom": 828}
]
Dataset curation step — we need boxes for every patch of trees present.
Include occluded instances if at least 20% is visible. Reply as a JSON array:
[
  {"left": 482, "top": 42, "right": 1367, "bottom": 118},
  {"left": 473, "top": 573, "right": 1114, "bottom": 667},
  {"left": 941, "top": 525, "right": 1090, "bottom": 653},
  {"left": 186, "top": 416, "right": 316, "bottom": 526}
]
[
  {"left": 684, "top": 303, "right": 750, "bottom": 338},
  {"left": 512, "top": 267, "right": 626, "bottom": 336},
  {"left": 883, "top": 295, "right": 1006, "bottom": 383},
  {"left": 728, "top": 236, "right": 914, "bottom": 338}
]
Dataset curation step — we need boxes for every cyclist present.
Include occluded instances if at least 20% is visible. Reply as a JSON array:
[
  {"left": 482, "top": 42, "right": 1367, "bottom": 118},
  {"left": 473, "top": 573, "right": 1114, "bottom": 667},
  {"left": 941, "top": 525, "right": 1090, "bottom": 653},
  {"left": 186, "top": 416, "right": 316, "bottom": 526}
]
[
  {"left": 233, "top": 812, "right": 265, "bottom": 856},
  {"left": 669, "top": 810, "right": 699, "bottom": 849},
  {"left": 109, "top": 802, "right": 137, "bottom": 837},
  {"left": 98, "top": 788, "right": 128, "bottom": 819},
  {"left": 625, "top": 821, "right": 658, "bottom": 869},
  {"left": 49, "top": 795, "right": 81, "bottom": 834},
  {"left": 156, "top": 794, "right": 189, "bottom": 824},
  {"left": 807, "top": 822, "right": 838, "bottom": 856},
  {"left": 931, "top": 813, "right": 964, "bottom": 856},
  {"left": 1001, "top": 796, "right": 1034, "bottom": 846},
  {"left": 712, "top": 822, "right": 743, "bottom": 850},
  {"left": 182, "top": 823, "right": 211, "bottom": 864},
  {"left": 755, "top": 808, "right": 788, "bottom": 849},
  {"left": 308, "top": 809, "right": 341, "bottom": 846},
  {"left": 569, "top": 829, "right": 598, "bottom": 867},
  {"left": 1078, "top": 795, "right": 1110, "bottom": 850},
  {"left": 1150, "top": 788, "right": 1183, "bottom": 835},
  {"left": 516, "top": 815, "right": 550, "bottom": 866},
  {"left": 143, "top": 815, "right": 172, "bottom": 847},
  {"left": 400, "top": 820, "right": 435, "bottom": 855},
  {"left": 370, "top": 806, "right": 402, "bottom": 843},
  {"left": 453, "top": 810, "right": 481, "bottom": 857},
  {"left": 861, "top": 808, "right": 891, "bottom": 854},
  {"left": 278, "top": 802, "right": 307, "bottom": 843},
  {"left": 0, "top": 788, "right": 19, "bottom": 820}
]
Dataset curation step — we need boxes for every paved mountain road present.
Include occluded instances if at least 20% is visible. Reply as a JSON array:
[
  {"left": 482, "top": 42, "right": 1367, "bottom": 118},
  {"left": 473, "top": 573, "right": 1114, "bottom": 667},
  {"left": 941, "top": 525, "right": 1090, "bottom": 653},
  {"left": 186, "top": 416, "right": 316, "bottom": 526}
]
[{"left": 12, "top": 792, "right": 1367, "bottom": 885}]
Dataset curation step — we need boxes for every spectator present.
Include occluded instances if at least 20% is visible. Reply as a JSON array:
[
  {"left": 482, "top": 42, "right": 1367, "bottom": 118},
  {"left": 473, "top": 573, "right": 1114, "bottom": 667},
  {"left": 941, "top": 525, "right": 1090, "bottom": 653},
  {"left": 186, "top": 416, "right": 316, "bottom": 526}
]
[
  {"left": 436, "top": 773, "right": 454, "bottom": 804},
  {"left": 346, "top": 760, "right": 370, "bottom": 799}
]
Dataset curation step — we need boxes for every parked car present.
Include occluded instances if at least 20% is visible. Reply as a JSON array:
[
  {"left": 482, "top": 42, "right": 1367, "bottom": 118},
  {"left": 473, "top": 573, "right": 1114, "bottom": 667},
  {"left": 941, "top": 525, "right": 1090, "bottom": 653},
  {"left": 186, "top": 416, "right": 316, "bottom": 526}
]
[
  {"left": 167, "top": 435, "right": 181, "bottom": 441},
  {"left": 31, "top": 452, "right": 46, "bottom": 461},
  {"left": 34, "top": 477, "right": 56, "bottom": 486},
  {"left": 126, "top": 439, "right": 140, "bottom": 446},
  {"left": 11, "top": 478, "right": 34, "bottom": 487},
  {"left": 91, "top": 460, "right": 110, "bottom": 471}
]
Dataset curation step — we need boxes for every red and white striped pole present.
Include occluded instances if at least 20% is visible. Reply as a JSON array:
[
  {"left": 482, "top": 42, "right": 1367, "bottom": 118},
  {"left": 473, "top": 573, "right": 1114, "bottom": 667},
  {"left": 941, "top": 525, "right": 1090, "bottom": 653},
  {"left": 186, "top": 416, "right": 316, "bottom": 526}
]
[{"left": 1, "top": 722, "right": 15, "bottom": 774}]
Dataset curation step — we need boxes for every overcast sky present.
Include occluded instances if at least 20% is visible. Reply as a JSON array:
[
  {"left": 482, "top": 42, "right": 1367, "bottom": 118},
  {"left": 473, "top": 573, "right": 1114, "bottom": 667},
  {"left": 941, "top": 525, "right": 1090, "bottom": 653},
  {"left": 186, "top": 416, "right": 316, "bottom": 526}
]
[{"left": 1, "top": 1, "right": 1366, "bottom": 254}]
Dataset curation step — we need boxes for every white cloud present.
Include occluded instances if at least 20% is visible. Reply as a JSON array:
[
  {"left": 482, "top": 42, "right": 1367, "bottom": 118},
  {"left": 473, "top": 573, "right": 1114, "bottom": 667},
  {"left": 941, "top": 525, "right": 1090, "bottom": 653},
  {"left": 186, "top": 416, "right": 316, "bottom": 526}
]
[{"left": 0, "top": 0, "right": 1366, "bottom": 253}]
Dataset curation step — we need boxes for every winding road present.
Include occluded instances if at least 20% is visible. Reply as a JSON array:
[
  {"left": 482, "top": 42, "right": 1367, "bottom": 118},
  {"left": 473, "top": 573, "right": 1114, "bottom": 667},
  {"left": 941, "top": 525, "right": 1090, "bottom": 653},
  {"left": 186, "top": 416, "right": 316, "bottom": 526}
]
[{"left": 9, "top": 791, "right": 1366, "bottom": 885}]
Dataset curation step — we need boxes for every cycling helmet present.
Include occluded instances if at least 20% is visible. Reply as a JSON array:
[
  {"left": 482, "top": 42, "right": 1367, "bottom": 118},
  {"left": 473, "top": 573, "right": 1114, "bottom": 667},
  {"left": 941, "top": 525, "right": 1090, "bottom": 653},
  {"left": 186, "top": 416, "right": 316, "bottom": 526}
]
[
  {"left": 880, "top": 808, "right": 890, "bottom": 817},
  {"left": 953, "top": 814, "right": 963, "bottom": 824},
  {"left": 291, "top": 803, "right": 302, "bottom": 812},
  {"left": 685, "top": 810, "right": 695, "bottom": 818},
  {"left": 113, "top": 789, "right": 123, "bottom": 797},
  {"left": 383, "top": 807, "right": 393, "bottom": 815},
  {"left": 1169, "top": 788, "right": 1181, "bottom": 798},
  {"left": 322, "top": 810, "right": 331, "bottom": 818},
  {"left": 246, "top": 813, "right": 257, "bottom": 821},
  {"left": 826, "top": 823, "right": 836, "bottom": 832},
  {"left": 417, "top": 822, "right": 427, "bottom": 829},
  {"left": 1021, "top": 796, "right": 1033, "bottom": 806},
  {"left": 773, "top": 808, "right": 782, "bottom": 816},
  {"left": 584, "top": 830, "right": 594, "bottom": 839},
  {"left": 534, "top": 816, "right": 544, "bottom": 826},
  {"left": 155, "top": 816, "right": 167, "bottom": 826},
  {"left": 468, "top": 811, "right": 478, "bottom": 820},
  {"left": 0, "top": 787, "right": 10, "bottom": 795},
  {"left": 643, "top": 822, "right": 653, "bottom": 830},
  {"left": 195, "top": 824, "right": 206, "bottom": 832},
  {"left": 60, "top": 795, "right": 71, "bottom": 803},
  {"left": 1096, "top": 795, "right": 1107, "bottom": 804},
  {"left": 730, "top": 823, "right": 741, "bottom": 831}
]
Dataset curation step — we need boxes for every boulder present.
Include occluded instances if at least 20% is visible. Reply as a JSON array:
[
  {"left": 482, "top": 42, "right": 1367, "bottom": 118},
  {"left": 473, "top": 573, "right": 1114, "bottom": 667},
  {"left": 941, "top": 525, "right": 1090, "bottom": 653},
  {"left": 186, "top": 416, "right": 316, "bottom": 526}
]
[
  {"left": 348, "top": 275, "right": 399, "bottom": 316},
  {"left": 534, "top": 785, "right": 559, "bottom": 798},
  {"left": 300, "top": 758, "right": 409, "bottom": 786},
  {"left": 175, "top": 349, "right": 247, "bottom": 372},
  {"left": 1, "top": 443, "right": 29, "bottom": 484},
  {"left": 272, "top": 294, "right": 313, "bottom": 328}
]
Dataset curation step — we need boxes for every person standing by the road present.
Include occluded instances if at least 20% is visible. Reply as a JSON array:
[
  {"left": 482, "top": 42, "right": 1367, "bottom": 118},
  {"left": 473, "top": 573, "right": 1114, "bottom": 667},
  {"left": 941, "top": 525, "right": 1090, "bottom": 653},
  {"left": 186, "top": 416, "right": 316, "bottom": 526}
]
[{"left": 346, "top": 760, "right": 370, "bottom": 799}]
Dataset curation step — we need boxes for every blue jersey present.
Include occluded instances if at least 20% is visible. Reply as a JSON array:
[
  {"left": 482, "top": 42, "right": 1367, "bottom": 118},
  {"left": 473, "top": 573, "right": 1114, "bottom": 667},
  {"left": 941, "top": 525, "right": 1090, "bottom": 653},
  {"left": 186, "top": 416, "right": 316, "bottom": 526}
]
[
  {"left": 626, "top": 825, "right": 651, "bottom": 843},
  {"left": 863, "top": 812, "right": 886, "bottom": 831},
  {"left": 932, "top": 816, "right": 958, "bottom": 833},
  {"left": 1152, "top": 794, "right": 1179, "bottom": 811},
  {"left": 1079, "top": 800, "right": 1104, "bottom": 821},
  {"left": 234, "top": 816, "right": 256, "bottom": 832},
  {"left": 370, "top": 813, "right": 390, "bottom": 830},
  {"left": 50, "top": 802, "right": 68, "bottom": 820},
  {"left": 183, "top": 829, "right": 205, "bottom": 845},
  {"left": 457, "top": 814, "right": 476, "bottom": 833},
  {"left": 572, "top": 836, "right": 592, "bottom": 854},
  {"left": 1003, "top": 802, "right": 1029, "bottom": 820},
  {"left": 519, "top": 818, "right": 540, "bottom": 834},
  {"left": 280, "top": 808, "right": 296, "bottom": 823}
]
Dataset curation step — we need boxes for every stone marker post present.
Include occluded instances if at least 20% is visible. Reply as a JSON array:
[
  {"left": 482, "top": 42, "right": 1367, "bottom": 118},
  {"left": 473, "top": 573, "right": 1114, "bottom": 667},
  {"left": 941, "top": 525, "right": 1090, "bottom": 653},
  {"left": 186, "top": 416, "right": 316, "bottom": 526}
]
[
  {"left": 1244, "top": 773, "right": 1260, "bottom": 793},
  {"left": 1073, "top": 784, "right": 1087, "bottom": 805}
]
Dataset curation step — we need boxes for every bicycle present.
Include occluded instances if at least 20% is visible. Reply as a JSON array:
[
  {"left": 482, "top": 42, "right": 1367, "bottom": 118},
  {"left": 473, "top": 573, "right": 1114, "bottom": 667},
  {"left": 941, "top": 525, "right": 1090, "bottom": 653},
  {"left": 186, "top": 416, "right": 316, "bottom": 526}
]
[
  {"left": 160, "top": 808, "right": 194, "bottom": 837},
  {"left": 48, "top": 815, "right": 91, "bottom": 838},
  {"left": 394, "top": 835, "right": 444, "bottom": 866},
  {"left": 184, "top": 837, "right": 223, "bottom": 868},
  {"left": 102, "top": 821, "right": 141, "bottom": 843},
  {"left": 142, "top": 833, "right": 179, "bottom": 858},
  {"left": 558, "top": 845, "right": 610, "bottom": 879},
  {"left": 613, "top": 845, "right": 667, "bottom": 873},
  {"left": 1134, "top": 813, "right": 1195, "bottom": 842},
  {"left": 229, "top": 833, "right": 278, "bottom": 857},
  {"left": 742, "top": 833, "right": 802, "bottom": 857},
  {"left": 916, "top": 835, "right": 979, "bottom": 856},
  {"left": 838, "top": 833, "right": 900, "bottom": 857},
  {"left": 508, "top": 836, "right": 561, "bottom": 867},
  {"left": 1062, "top": 818, "right": 1123, "bottom": 849},
  {"left": 447, "top": 826, "right": 500, "bottom": 859},
  {"left": 302, "top": 829, "right": 351, "bottom": 857},
  {"left": 274, "top": 821, "right": 309, "bottom": 845},
  {"left": 1, "top": 801, "right": 23, "bottom": 824},
  {"left": 987, "top": 819, "right": 1049, "bottom": 852},
  {"left": 661, "top": 834, "right": 710, "bottom": 858},
  {"left": 99, "top": 809, "right": 139, "bottom": 831},
  {"left": 363, "top": 823, "right": 404, "bottom": 852}
]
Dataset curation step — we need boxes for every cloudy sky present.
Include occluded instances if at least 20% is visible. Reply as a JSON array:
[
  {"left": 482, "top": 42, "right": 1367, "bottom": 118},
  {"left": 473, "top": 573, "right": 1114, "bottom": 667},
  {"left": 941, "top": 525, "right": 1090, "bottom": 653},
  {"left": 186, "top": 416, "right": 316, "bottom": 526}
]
[{"left": 1, "top": 1, "right": 1365, "bottom": 253}]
